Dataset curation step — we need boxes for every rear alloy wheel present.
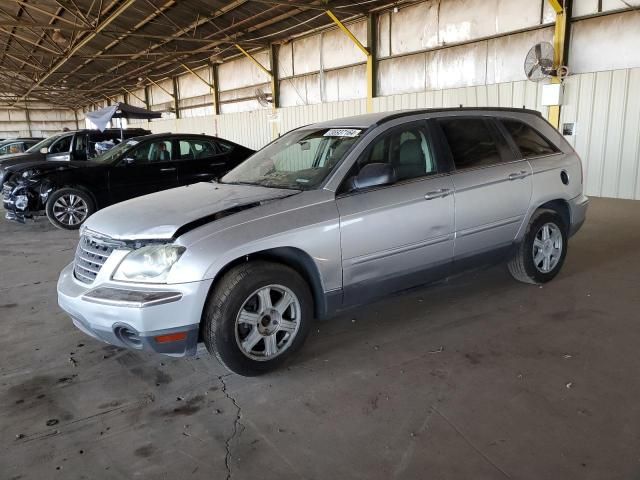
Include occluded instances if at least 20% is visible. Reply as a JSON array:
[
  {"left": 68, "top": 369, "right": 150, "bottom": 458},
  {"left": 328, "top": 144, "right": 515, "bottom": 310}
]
[
  {"left": 532, "top": 222, "right": 563, "bottom": 274},
  {"left": 203, "top": 261, "right": 313, "bottom": 376},
  {"left": 46, "top": 188, "right": 94, "bottom": 230},
  {"left": 508, "top": 209, "right": 568, "bottom": 284}
]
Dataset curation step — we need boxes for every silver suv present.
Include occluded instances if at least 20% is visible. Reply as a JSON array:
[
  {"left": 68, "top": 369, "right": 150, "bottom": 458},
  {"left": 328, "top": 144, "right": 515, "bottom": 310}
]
[{"left": 57, "top": 108, "right": 589, "bottom": 376}]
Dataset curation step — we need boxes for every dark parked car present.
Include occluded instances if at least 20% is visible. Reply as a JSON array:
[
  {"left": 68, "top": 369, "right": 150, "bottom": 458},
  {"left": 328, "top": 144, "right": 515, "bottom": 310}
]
[
  {"left": 0, "top": 128, "right": 151, "bottom": 186},
  {"left": 0, "top": 138, "right": 44, "bottom": 156},
  {"left": 3, "top": 133, "right": 255, "bottom": 229}
]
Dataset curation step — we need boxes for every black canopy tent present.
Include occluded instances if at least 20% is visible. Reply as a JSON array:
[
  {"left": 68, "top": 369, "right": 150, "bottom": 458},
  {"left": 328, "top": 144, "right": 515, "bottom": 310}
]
[{"left": 85, "top": 102, "right": 161, "bottom": 138}]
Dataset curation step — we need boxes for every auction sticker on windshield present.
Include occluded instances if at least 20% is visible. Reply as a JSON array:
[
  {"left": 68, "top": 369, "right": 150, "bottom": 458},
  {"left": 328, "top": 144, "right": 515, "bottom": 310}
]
[{"left": 324, "top": 128, "right": 361, "bottom": 137}]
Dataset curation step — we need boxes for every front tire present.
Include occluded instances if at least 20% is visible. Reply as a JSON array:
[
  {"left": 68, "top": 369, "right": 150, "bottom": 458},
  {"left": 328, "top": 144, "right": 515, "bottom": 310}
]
[
  {"left": 508, "top": 209, "right": 568, "bottom": 284},
  {"left": 46, "top": 188, "right": 94, "bottom": 230},
  {"left": 202, "top": 261, "right": 313, "bottom": 376}
]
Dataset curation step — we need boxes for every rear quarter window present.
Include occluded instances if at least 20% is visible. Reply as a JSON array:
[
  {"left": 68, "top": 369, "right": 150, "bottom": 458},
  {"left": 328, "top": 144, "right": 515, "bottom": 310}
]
[{"left": 502, "top": 119, "right": 559, "bottom": 158}]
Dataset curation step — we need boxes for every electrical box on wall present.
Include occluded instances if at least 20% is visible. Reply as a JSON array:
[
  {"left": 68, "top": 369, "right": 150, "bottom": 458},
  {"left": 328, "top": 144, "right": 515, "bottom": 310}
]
[
  {"left": 562, "top": 123, "right": 576, "bottom": 136},
  {"left": 541, "top": 83, "right": 564, "bottom": 106}
]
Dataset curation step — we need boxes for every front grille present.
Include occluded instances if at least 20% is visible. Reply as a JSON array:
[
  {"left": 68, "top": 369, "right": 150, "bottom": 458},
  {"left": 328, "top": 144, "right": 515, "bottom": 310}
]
[{"left": 74, "top": 233, "right": 116, "bottom": 284}]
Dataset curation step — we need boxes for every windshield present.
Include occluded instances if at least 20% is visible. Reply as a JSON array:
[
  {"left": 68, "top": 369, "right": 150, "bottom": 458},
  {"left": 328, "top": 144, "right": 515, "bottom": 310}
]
[
  {"left": 26, "top": 135, "right": 62, "bottom": 153},
  {"left": 90, "top": 138, "right": 140, "bottom": 164},
  {"left": 221, "top": 127, "right": 363, "bottom": 190}
]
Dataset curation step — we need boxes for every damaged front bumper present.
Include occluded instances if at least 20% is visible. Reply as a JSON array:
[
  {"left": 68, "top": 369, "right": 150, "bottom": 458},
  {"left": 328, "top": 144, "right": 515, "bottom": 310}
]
[
  {"left": 57, "top": 262, "right": 212, "bottom": 357},
  {"left": 2, "top": 182, "right": 41, "bottom": 222}
]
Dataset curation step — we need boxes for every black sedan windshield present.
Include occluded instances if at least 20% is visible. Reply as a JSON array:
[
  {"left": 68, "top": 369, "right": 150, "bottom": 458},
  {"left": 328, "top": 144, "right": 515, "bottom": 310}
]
[
  {"left": 26, "top": 135, "right": 61, "bottom": 153},
  {"left": 221, "top": 127, "right": 363, "bottom": 190}
]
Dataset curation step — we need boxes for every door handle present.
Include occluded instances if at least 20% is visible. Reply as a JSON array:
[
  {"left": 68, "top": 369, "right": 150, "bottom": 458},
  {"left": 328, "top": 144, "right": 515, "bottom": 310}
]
[
  {"left": 209, "top": 162, "right": 225, "bottom": 167},
  {"left": 424, "top": 188, "right": 451, "bottom": 200},
  {"left": 508, "top": 170, "right": 529, "bottom": 180},
  {"left": 160, "top": 167, "right": 176, "bottom": 172}
]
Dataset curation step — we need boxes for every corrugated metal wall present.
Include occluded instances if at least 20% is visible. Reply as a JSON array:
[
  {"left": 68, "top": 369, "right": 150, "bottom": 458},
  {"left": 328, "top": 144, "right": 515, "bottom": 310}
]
[
  {"left": 48, "top": 2, "right": 640, "bottom": 200},
  {"left": 0, "top": 106, "right": 78, "bottom": 137},
  {"left": 561, "top": 68, "right": 640, "bottom": 200},
  {"left": 135, "top": 67, "right": 640, "bottom": 201}
]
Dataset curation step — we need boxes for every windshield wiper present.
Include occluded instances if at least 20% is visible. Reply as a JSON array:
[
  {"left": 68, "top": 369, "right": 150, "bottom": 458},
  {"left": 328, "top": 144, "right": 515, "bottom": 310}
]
[
  {"left": 254, "top": 180, "right": 302, "bottom": 191},
  {"left": 219, "top": 180, "right": 260, "bottom": 186}
]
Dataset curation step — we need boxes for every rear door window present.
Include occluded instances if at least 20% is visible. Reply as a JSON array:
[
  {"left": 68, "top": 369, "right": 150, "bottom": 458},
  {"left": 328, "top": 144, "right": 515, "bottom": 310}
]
[
  {"left": 438, "top": 118, "right": 502, "bottom": 169},
  {"left": 179, "top": 140, "right": 194, "bottom": 160},
  {"left": 179, "top": 139, "right": 218, "bottom": 160},
  {"left": 216, "top": 140, "right": 233, "bottom": 153},
  {"left": 501, "top": 119, "right": 559, "bottom": 158}
]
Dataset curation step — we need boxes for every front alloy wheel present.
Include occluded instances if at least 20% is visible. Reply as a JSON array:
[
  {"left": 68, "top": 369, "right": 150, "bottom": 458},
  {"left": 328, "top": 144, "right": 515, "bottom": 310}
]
[
  {"left": 46, "top": 188, "right": 95, "bottom": 230},
  {"left": 235, "top": 285, "right": 301, "bottom": 361},
  {"left": 203, "top": 261, "right": 313, "bottom": 376},
  {"left": 52, "top": 194, "right": 88, "bottom": 226}
]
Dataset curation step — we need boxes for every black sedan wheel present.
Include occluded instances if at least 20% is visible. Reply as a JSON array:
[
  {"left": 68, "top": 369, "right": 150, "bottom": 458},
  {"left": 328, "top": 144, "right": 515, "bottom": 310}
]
[{"left": 46, "top": 188, "right": 95, "bottom": 230}]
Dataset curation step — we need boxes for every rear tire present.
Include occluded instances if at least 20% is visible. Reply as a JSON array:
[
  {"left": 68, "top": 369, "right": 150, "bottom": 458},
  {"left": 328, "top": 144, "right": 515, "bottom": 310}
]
[
  {"left": 202, "top": 261, "right": 313, "bottom": 376},
  {"left": 508, "top": 209, "right": 568, "bottom": 284},
  {"left": 46, "top": 188, "right": 94, "bottom": 230}
]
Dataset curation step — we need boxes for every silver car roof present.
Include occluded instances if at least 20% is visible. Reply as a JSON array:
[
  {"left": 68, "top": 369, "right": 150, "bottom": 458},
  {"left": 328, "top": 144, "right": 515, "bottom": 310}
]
[{"left": 305, "top": 107, "right": 542, "bottom": 129}]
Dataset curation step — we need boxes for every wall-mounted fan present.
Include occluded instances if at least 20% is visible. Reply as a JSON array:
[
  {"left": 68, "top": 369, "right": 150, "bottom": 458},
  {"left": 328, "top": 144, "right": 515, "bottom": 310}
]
[
  {"left": 255, "top": 87, "right": 273, "bottom": 107},
  {"left": 524, "top": 42, "right": 569, "bottom": 82}
]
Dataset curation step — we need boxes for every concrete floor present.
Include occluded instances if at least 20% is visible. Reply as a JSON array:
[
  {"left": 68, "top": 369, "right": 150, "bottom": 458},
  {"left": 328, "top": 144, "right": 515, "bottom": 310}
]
[{"left": 1, "top": 197, "right": 639, "bottom": 480}]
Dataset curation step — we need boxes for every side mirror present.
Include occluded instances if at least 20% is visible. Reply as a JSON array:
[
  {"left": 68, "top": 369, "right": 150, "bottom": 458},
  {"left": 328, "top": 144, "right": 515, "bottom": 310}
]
[
  {"left": 40, "top": 147, "right": 48, "bottom": 154},
  {"left": 351, "top": 163, "right": 396, "bottom": 191},
  {"left": 122, "top": 157, "right": 135, "bottom": 165}
]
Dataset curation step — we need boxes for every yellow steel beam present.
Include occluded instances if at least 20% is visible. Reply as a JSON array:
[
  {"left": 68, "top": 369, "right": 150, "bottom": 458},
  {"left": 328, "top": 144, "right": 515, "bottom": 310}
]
[
  {"left": 234, "top": 43, "right": 273, "bottom": 77},
  {"left": 548, "top": 0, "right": 568, "bottom": 129},
  {"left": 325, "top": 10, "right": 373, "bottom": 112},
  {"left": 325, "top": 10, "right": 369, "bottom": 57},
  {"left": 547, "top": 0, "right": 563, "bottom": 14},
  {"left": 121, "top": 87, "right": 145, "bottom": 105},
  {"left": 147, "top": 77, "right": 175, "bottom": 98},
  {"left": 180, "top": 63, "right": 214, "bottom": 89}
]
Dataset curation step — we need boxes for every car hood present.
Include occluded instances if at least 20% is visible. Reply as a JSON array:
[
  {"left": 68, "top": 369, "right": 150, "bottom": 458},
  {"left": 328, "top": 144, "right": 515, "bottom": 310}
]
[
  {"left": 83, "top": 182, "right": 299, "bottom": 240},
  {"left": 0, "top": 152, "right": 44, "bottom": 170},
  {"left": 7, "top": 160, "right": 99, "bottom": 175}
]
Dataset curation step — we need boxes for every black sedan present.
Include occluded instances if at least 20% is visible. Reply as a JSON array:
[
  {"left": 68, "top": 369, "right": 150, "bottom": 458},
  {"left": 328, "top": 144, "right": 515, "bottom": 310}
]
[
  {"left": 3, "top": 133, "right": 255, "bottom": 229},
  {"left": 0, "top": 138, "right": 44, "bottom": 156}
]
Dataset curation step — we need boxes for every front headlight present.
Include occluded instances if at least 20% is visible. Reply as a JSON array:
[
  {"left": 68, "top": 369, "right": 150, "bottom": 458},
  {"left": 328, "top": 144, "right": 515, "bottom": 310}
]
[
  {"left": 14, "top": 195, "right": 28, "bottom": 210},
  {"left": 112, "top": 244, "right": 186, "bottom": 283}
]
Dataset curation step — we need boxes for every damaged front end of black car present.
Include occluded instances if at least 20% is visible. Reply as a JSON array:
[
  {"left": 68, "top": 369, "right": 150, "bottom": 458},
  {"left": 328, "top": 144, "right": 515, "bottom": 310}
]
[{"left": 2, "top": 170, "right": 52, "bottom": 223}]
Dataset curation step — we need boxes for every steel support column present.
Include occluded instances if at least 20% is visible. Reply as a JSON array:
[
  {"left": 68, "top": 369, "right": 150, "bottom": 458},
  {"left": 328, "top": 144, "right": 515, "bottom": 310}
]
[
  {"left": 172, "top": 76, "right": 180, "bottom": 119},
  {"left": 326, "top": 10, "right": 373, "bottom": 112},
  {"left": 24, "top": 103, "right": 32, "bottom": 136},
  {"left": 212, "top": 63, "right": 221, "bottom": 115},
  {"left": 367, "top": 12, "right": 377, "bottom": 106},
  {"left": 547, "top": 0, "right": 572, "bottom": 129},
  {"left": 269, "top": 44, "right": 279, "bottom": 109},
  {"left": 144, "top": 86, "right": 151, "bottom": 110}
]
